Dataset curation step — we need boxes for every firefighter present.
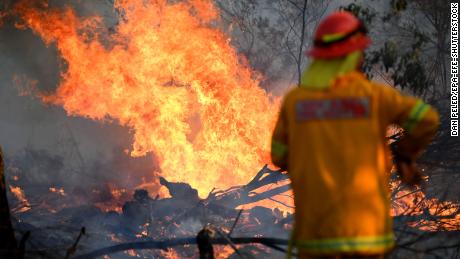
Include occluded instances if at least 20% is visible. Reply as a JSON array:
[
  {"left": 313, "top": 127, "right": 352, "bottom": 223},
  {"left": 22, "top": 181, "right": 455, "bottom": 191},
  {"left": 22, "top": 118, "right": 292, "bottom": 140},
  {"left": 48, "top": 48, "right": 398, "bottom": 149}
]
[{"left": 271, "top": 11, "right": 439, "bottom": 259}]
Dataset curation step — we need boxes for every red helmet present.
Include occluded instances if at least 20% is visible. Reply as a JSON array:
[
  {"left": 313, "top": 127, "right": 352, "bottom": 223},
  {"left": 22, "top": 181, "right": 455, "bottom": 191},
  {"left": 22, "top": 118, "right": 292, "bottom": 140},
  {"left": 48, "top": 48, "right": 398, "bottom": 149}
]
[{"left": 307, "top": 11, "right": 371, "bottom": 59}]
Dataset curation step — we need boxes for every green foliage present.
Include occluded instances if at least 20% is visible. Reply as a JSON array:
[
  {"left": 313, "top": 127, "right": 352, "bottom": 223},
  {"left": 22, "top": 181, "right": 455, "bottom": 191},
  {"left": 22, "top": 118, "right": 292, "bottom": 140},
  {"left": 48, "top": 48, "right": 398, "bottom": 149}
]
[
  {"left": 363, "top": 26, "right": 432, "bottom": 95},
  {"left": 340, "top": 3, "right": 376, "bottom": 26},
  {"left": 391, "top": 0, "right": 407, "bottom": 13},
  {"left": 342, "top": 1, "right": 435, "bottom": 96}
]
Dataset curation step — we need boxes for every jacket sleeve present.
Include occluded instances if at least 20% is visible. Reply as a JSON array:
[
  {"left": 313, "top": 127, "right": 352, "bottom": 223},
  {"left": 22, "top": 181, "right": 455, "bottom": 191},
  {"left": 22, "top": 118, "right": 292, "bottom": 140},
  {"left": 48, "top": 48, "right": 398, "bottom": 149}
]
[
  {"left": 271, "top": 100, "right": 289, "bottom": 171},
  {"left": 376, "top": 84, "right": 440, "bottom": 160}
]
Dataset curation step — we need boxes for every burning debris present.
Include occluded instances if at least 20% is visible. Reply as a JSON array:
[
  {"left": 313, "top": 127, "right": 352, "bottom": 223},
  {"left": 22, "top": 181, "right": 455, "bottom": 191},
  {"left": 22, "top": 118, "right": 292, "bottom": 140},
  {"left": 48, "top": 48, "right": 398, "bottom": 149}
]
[
  {"left": 2, "top": 145, "right": 460, "bottom": 258},
  {"left": 0, "top": 0, "right": 459, "bottom": 258},
  {"left": 6, "top": 165, "right": 291, "bottom": 258},
  {"left": 9, "top": 185, "right": 31, "bottom": 213}
]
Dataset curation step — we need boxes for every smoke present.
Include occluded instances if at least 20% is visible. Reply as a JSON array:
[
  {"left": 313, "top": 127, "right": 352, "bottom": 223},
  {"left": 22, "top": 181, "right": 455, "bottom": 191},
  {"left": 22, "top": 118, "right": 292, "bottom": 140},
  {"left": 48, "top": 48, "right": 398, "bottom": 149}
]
[
  {"left": 0, "top": 4, "right": 169, "bottom": 225},
  {"left": 1, "top": 0, "right": 289, "bottom": 209}
]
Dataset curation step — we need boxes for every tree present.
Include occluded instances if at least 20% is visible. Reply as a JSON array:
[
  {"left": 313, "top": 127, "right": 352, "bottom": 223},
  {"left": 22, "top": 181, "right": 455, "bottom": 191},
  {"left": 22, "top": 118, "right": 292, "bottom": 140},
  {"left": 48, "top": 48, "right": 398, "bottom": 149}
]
[
  {"left": 342, "top": 0, "right": 450, "bottom": 100},
  {"left": 276, "top": 0, "right": 329, "bottom": 85},
  {"left": 216, "top": 0, "right": 330, "bottom": 90}
]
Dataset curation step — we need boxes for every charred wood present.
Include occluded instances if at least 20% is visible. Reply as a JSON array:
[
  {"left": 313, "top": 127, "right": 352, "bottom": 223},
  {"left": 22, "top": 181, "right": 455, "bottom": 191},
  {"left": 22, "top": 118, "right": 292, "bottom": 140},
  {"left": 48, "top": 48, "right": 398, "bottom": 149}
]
[
  {"left": 197, "top": 227, "right": 214, "bottom": 259},
  {"left": 65, "top": 227, "right": 86, "bottom": 259},
  {"left": 159, "top": 177, "right": 199, "bottom": 202},
  {"left": 72, "top": 237, "right": 289, "bottom": 259},
  {"left": 207, "top": 165, "right": 289, "bottom": 208},
  {"left": 156, "top": 165, "right": 290, "bottom": 211}
]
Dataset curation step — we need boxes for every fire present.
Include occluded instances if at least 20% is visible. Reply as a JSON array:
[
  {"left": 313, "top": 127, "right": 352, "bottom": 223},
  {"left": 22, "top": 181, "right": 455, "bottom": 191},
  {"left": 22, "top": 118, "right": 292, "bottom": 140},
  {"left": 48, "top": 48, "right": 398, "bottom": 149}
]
[
  {"left": 215, "top": 246, "right": 234, "bottom": 259},
  {"left": 391, "top": 179, "right": 460, "bottom": 231},
  {"left": 125, "top": 249, "right": 139, "bottom": 257},
  {"left": 9, "top": 185, "right": 31, "bottom": 213},
  {"left": 49, "top": 187, "right": 66, "bottom": 196},
  {"left": 12, "top": 0, "right": 458, "bottom": 238},
  {"left": 135, "top": 223, "right": 150, "bottom": 238},
  {"left": 13, "top": 0, "right": 279, "bottom": 197},
  {"left": 92, "top": 186, "right": 130, "bottom": 213},
  {"left": 159, "top": 248, "right": 181, "bottom": 259}
]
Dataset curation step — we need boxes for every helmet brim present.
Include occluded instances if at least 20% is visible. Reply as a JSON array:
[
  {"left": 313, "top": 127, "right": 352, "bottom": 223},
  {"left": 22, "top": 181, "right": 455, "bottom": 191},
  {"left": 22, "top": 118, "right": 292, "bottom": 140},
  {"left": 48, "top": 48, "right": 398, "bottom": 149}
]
[{"left": 307, "top": 35, "right": 371, "bottom": 59}]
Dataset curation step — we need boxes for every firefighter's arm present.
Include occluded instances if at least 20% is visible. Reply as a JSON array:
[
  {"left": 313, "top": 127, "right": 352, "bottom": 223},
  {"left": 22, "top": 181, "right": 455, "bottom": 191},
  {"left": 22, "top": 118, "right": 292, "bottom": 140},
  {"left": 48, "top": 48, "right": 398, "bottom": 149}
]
[
  {"left": 271, "top": 101, "right": 289, "bottom": 171},
  {"left": 396, "top": 100, "right": 439, "bottom": 160},
  {"left": 395, "top": 103, "right": 439, "bottom": 185},
  {"left": 378, "top": 85, "right": 440, "bottom": 185}
]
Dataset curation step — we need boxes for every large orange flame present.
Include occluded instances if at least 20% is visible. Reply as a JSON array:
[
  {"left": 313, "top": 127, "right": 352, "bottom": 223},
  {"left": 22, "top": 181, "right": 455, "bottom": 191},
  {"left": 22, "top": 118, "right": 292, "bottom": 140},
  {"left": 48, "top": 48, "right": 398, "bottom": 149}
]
[{"left": 14, "top": 0, "right": 279, "bottom": 197}]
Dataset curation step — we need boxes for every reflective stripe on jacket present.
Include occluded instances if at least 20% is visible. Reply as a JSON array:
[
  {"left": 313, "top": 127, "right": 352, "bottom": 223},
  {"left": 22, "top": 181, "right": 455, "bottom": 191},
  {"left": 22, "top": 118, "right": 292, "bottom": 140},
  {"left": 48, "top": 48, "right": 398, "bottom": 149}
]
[{"left": 271, "top": 71, "right": 439, "bottom": 255}]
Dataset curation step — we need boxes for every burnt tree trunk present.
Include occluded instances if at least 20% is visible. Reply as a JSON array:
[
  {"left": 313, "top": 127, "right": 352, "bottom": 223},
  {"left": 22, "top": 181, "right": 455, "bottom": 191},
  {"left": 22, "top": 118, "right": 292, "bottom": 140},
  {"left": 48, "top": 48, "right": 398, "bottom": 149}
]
[
  {"left": 0, "top": 147, "right": 18, "bottom": 258},
  {"left": 197, "top": 228, "right": 214, "bottom": 259}
]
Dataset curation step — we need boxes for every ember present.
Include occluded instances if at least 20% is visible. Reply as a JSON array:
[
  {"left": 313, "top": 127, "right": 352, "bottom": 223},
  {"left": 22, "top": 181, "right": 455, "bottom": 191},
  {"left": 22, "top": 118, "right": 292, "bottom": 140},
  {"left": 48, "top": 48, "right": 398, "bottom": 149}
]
[
  {"left": 49, "top": 187, "right": 66, "bottom": 196},
  {"left": 9, "top": 185, "right": 30, "bottom": 213},
  {"left": 391, "top": 178, "right": 460, "bottom": 231}
]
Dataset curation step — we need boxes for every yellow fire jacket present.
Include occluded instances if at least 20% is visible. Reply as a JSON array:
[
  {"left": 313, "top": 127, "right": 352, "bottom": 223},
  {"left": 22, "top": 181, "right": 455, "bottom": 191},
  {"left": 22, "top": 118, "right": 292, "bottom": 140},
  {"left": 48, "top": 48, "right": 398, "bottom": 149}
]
[{"left": 271, "top": 71, "right": 439, "bottom": 255}]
